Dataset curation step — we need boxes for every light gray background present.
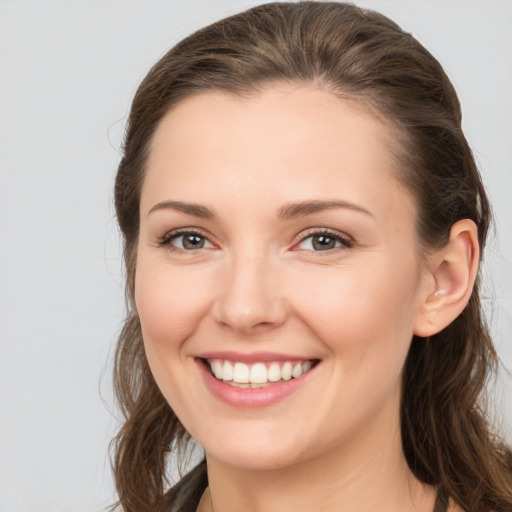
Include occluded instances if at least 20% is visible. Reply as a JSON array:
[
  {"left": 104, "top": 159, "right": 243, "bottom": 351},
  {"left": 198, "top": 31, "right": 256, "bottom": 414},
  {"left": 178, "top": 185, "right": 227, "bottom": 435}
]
[{"left": 0, "top": 1, "right": 510, "bottom": 510}]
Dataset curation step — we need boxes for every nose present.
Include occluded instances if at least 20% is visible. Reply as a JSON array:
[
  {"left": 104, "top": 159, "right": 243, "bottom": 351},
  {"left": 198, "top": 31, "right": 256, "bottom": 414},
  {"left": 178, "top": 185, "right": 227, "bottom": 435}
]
[{"left": 212, "top": 250, "right": 288, "bottom": 334}]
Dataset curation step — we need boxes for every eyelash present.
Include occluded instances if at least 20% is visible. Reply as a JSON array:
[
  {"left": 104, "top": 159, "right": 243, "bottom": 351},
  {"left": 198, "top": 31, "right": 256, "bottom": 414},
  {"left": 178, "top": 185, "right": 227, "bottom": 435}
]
[
  {"left": 292, "top": 228, "right": 354, "bottom": 252},
  {"left": 158, "top": 227, "right": 354, "bottom": 253}
]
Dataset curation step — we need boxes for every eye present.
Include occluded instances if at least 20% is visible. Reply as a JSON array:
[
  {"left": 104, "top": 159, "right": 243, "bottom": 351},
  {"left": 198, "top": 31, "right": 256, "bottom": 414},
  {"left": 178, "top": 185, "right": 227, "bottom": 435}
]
[
  {"left": 295, "top": 229, "right": 353, "bottom": 252},
  {"left": 159, "top": 229, "right": 214, "bottom": 251}
]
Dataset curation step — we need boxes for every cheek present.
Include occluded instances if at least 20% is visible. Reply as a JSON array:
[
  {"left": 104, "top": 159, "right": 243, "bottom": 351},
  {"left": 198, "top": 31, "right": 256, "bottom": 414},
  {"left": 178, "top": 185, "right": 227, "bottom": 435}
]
[
  {"left": 289, "top": 257, "right": 422, "bottom": 359},
  {"left": 134, "top": 258, "right": 218, "bottom": 418},
  {"left": 134, "top": 259, "right": 213, "bottom": 352},
  {"left": 288, "top": 260, "right": 422, "bottom": 432}
]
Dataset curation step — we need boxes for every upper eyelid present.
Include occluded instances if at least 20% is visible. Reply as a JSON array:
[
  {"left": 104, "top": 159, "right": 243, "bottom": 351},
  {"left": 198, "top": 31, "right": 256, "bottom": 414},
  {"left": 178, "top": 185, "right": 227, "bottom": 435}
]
[
  {"left": 157, "top": 226, "right": 353, "bottom": 248},
  {"left": 292, "top": 227, "right": 353, "bottom": 245},
  {"left": 159, "top": 227, "right": 213, "bottom": 245},
  {"left": 162, "top": 226, "right": 210, "bottom": 237}
]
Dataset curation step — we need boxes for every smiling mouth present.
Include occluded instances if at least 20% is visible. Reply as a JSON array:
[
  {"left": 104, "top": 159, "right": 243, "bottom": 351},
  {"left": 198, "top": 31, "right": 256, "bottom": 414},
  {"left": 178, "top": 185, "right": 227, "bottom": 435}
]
[{"left": 201, "top": 358, "right": 319, "bottom": 388}]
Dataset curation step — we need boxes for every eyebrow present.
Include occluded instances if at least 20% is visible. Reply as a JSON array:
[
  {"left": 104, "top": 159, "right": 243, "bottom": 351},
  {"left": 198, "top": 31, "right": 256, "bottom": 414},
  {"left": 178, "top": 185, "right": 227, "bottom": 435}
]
[
  {"left": 277, "top": 200, "right": 373, "bottom": 220},
  {"left": 147, "top": 199, "right": 373, "bottom": 220},
  {"left": 148, "top": 200, "right": 215, "bottom": 218}
]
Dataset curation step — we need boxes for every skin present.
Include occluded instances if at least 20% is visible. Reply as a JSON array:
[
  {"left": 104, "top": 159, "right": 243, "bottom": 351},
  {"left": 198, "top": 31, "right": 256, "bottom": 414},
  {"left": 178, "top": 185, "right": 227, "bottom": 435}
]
[{"left": 135, "top": 84, "right": 471, "bottom": 512}]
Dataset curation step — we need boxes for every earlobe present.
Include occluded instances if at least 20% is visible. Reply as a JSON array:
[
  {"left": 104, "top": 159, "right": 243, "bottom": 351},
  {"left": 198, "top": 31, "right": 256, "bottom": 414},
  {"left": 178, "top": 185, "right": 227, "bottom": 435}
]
[{"left": 414, "top": 219, "right": 480, "bottom": 337}]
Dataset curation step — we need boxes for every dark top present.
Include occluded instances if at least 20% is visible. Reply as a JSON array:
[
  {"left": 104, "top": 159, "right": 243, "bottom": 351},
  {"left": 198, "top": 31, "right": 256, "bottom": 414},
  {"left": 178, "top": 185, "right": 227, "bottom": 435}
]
[
  {"left": 434, "top": 489, "right": 449, "bottom": 512},
  {"left": 162, "top": 460, "right": 449, "bottom": 512}
]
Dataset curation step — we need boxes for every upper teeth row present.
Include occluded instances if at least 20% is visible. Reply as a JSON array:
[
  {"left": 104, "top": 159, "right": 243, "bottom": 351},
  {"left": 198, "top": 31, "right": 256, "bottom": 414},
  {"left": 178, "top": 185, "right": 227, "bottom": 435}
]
[{"left": 208, "top": 359, "right": 313, "bottom": 384}]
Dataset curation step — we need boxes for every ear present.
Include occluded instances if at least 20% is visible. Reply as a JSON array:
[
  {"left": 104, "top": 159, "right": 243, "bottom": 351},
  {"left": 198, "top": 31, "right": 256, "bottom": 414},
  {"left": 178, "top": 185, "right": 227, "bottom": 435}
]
[{"left": 414, "top": 219, "right": 480, "bottom": 337}]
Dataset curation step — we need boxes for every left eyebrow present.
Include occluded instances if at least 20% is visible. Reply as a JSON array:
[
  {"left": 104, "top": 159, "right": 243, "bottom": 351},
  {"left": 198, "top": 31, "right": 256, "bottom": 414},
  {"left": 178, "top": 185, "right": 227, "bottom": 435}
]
[{"left": 277, "top": 200, "right": 373, "bottom": 220}]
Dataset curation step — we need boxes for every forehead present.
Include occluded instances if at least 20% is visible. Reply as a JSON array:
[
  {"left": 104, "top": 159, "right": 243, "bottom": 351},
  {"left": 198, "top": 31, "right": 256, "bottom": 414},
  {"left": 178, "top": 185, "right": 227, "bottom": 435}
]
[
  {"left": 142, "top": 83, "right": 413, "bottom": 221},
  {"left": 150, "top": 84, "right": 394, "bottom": 158}
]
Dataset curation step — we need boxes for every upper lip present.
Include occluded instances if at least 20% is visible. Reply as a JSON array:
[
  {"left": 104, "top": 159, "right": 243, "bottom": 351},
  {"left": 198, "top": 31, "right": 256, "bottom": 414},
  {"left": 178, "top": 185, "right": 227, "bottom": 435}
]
[{"left": 196, "top": 351, "right": 318, "bottom": 364}]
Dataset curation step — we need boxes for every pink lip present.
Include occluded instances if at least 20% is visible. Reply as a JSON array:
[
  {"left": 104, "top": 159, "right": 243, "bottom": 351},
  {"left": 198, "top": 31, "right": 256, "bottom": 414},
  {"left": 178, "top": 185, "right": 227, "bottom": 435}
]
[
  {"left": 196, "top": 351, "right": 309, "bottom": 364},
  {"left": 195, "top": 358, "right": 315, "bottom": 408}
]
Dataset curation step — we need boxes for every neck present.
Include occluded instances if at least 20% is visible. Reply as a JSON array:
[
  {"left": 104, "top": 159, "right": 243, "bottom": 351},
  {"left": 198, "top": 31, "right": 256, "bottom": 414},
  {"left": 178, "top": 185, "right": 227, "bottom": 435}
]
[{"left": 200, "top": 418, "right": 436, "bottom": 512}]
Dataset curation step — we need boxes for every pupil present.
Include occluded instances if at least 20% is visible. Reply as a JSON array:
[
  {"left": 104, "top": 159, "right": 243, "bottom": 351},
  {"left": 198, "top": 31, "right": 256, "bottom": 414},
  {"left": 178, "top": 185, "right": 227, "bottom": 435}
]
[
  {"left": 183, "top": 234, "right": 204, "bottom": 249},
  {"left": 313, "top": 235, "right": 335, "bottom": 251}
]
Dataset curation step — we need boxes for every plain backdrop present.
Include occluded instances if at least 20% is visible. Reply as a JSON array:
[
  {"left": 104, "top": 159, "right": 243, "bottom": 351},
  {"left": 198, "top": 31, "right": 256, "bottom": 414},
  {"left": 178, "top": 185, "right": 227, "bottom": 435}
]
[{"left": 0, "top": 1, "right": 510, "bottom": 510}]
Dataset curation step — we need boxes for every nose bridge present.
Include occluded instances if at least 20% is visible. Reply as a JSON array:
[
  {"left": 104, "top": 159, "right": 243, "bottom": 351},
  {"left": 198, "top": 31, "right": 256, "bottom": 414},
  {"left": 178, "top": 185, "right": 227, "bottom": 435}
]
[{"left": 213, "top": 243, "right": 286, "bottom": 332}]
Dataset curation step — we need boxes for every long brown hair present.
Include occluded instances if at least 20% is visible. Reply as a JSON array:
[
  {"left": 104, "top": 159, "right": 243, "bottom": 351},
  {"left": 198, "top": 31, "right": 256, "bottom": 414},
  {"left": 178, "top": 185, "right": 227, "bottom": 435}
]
[{"left": 111, "top": 2, "right": 512, "bottom": 511}]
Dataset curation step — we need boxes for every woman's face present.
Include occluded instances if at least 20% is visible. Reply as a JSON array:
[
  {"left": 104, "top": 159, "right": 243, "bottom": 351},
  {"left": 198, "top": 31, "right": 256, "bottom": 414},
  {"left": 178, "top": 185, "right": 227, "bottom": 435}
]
[{"left": 135, "top": 84, "right": 431, "bottom": 471}]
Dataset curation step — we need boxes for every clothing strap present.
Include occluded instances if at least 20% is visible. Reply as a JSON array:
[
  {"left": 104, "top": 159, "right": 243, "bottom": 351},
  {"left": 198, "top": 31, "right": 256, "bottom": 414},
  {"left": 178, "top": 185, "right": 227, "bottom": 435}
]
[{"left": 433, "top": 488, "right": 449, "bottom": 512}]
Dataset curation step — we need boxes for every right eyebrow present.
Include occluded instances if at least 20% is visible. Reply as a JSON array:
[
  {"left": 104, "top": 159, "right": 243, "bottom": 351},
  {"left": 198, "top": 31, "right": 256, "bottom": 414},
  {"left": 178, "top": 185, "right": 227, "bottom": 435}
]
[{"left": 147, "top": 200, "right": 216, "bottom": 218}]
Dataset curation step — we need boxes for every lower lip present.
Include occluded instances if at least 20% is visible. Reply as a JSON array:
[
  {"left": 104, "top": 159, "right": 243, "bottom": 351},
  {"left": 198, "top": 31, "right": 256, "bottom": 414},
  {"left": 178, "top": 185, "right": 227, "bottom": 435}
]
[{"left": 196, "top": 359, "right": 314, "bottom": 408}]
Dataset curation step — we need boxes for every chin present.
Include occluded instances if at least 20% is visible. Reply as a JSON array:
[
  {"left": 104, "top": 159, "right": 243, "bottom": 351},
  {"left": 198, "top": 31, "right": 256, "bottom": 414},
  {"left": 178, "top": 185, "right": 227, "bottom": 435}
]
[{"left": 205, "top": 441, "right": 301, "bottom": 472}]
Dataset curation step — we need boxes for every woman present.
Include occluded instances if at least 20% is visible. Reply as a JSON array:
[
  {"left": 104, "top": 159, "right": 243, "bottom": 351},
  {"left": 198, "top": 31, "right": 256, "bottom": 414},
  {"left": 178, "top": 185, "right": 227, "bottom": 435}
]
[{"left": 111, "top": 2, "right": 512, "bottom": 511}]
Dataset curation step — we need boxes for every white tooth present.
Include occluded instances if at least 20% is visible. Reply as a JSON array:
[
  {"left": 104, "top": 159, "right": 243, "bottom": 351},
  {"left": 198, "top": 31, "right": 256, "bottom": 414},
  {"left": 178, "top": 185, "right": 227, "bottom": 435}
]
[
  {"left": 302, "top": 361, "right": 312, "bottom": 373},
  {"left": 250, "top": 382, "right": 270, "bottom": 388},
  {"left": 267, "top": 362, "right": 281, "bottom": 382},
  {"left": 281, "top": 362, "right": 292, "bottom": 380},
  {"left": 213, "top": 360, "right": 223, "bottom": 379},
  {"left": 230, "top": 381, "right": 250, "bottom": 388},
  {"left": 250, "top": 363, "right": 268, "bottom": 384},
  {"left": 233, "top": 362, "right": 250, "bottom": 383},
  {"left": 292, "top": 362, "right": 303, "bottom": 378},
  {"left": 222, "top": 360, "right": 233, "bottom": 381}
]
